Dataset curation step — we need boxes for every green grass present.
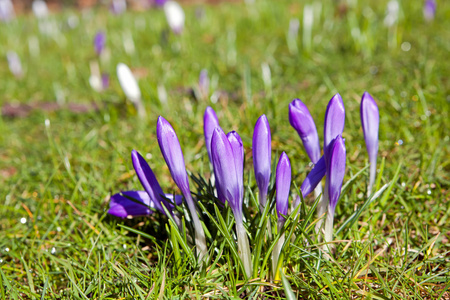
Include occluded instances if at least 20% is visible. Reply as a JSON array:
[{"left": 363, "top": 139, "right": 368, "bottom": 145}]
[{"left": 0, "top": 0, "right": 449, "bottom": 298}]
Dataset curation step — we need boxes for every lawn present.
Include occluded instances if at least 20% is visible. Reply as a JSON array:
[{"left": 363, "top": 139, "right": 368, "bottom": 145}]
[{"left": 0, "top": 0, "right": 449, "bottom": 298}]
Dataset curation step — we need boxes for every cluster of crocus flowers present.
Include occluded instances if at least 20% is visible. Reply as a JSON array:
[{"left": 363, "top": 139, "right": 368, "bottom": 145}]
[{"left": 108, "top": 92, "right": 379, "bottom": 277}]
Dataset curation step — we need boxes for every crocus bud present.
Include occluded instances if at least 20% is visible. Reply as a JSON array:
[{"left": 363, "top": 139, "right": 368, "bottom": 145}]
[
  {"left": 108, "top": 191, "right": 155, "bottom": 218},
  {"left": 110, "top": 0, "right": 126, "bottom": 15},
  {"left": 300, "top": 155, "right": 326, "bottom": 197},
  {"left": 32, "top": 0, "right": 48, "bottom": 19},
  {"left": 360, "top": 92, "right": 379, "bottom": 195},
  {"left": 324, "top": 135, "right": 346, "bottom": 243},
  {"left": 227, "top": 131, "right": 244, "bottom": 202},
  {"left": 164, "top": 1, "right": 185, "bottom": 34},
  {"left": 276, "top": 152, "right": 291, "bottom": 222},
  {"left": 324, "top": 93, "right": 345, "bottom": 163},
  {"left": 131, "top": 150, "right": 170, "bottom": 214},
  {"left": 157, "top": 116, "right": 207, "bottom": 259},
  {"left": 211, "top": 127, "right": 242, "bottom": 218},
  {"left": 289, "top": 99, "right": 321, "bottom": 163},
  {"left": 252, "top": 114, "right": 271, "bottom": 211},
  {"left": 203, "top": 106, "right": 220, "bottom": 164},
  {"left": 94, "top": 31, "right": 106, "bottom": 56}
]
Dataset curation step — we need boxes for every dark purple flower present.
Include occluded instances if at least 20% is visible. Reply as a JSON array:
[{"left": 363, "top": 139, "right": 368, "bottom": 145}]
[
  {"left": 323, "top": 93, "right": 345, "bottom": 164},
  {"left": 108, "top": 191, "right": 155, "bottom": 218},
  {"left": 423, "top": 0, "right": 436, "bottom": 21},
  {"left": 154, "top": 0, "right": 167, "bottom": 6},
  {"left": 94, "top": 31, "right": 106, "bottom": 56},
  {"left": 203, "top": 106, "right": 220, "bottom": 164},
  {"left": 300, "top": 155, "right": 326, "bottom": 197},
  {"left": 211, "top": 127, "right": 242, "bottom": 219},
  {"left": 360, "top": 91, "right": 379, "bottom": 194},
  {"left": 131, "top": 150, "right": 171, "bottom": 214},
  {"left": 276, "top": 152, "right": 291, "bottom": 221},
  {"left": 252, "top": 114, "right": 271, "bottom": 210},
  {"left": 289, "top": 98, "right": 321, "bottom": 163}
]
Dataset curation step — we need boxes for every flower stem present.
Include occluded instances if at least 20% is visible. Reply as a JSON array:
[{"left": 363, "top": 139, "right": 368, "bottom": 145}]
[
  {"left": 185, "top": 194, "right": 207, "bottom": 261},
  {"left": 324, "top": 205, "right": 335, "bottom": 252},
  {"left": 368, "top": 159, "right": 377, "bottom": 196},
  {"left": 236, "top": 219, "right": 252, "bottom": 279},
  {"left": 315, "top": 179, "right": 329, "bottom": 239},
  {"left": 272, "top": 219, "right": 285, "bottom": 279}
]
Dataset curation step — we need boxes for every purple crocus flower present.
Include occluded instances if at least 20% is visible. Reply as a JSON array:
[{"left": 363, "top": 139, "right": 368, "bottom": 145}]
[
  {"left": 316, "top": 93, "right": 345, "bottom": 234},
  {"left": 252, "top": 114, "right": 271, "bottom": 211},
  {"left": 324, "top": 135, "right": 346, "bottom": 244},
  {"left": 108, "top": 191, "right": 155, "bottom": 218},
  {"left": 423, "top": 0, "right": 436, "bottom": 21},
  {"left": 101, "top": 73, "right": 110, "bottom": 90},
  {"left": 276, "top": 152, "right": 291, "bottom": 223},
  {"left": 203, "top": 106, "right": 220, "bottom": 164},
  {"left": 300, "top": 155, "right": 326, "bottom": 197},
  {"left": 288, "top": 99, "right": 321, "bottom": 163},
  {"left": 360, "top": 91, "right": 379, "bottom": 195},
  {"left": 131, "top": 150, "right": 171, "bottom": 214},
  {"left": 157, "top": 116, "right": 207, "bottom": 259},
  {"left": 154, "top": 0, "right": 167, "bottom": 6},
  {"left": 211, "top": 127, "right": 252, "bottom": 278},
  {"left": 94, "top": 31, "right": 106, "bottom": 56},
  {"left": 227, "top": 131, "right": 244, "bottom": 203}
]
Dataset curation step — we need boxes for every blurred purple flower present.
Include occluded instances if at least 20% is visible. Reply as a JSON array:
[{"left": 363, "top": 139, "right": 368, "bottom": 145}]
[
  {"left": 276, "top": 152, "right": 291, "bottom": 222},
  {"left": 199, "top": 69, "right": 209, "bottom": 99},
  {"left": 360, "top": 91, "right": 379, "bottom": 194},
  {"left": 101, "top": 73, "right": 109, "bottom": 90},
  {"left": 164, "top": 1, "right": 185, "bottom": 34},
  {"left": 289, "top": 98, "right": 321, "bottom": 163},
  {"left": 252, "top": 114, "right": 271, "bottom": 211},
  {"left": 154, "top": 0, "right": 167, "bottom": 7},
  {"left": 423, "top": 0, "right": 436, "bottom": 21},
  {"left": 0, "top": 0, "right": 15, "bottom": 22},
  {"left": 110, "top": 0, "right": 127, "bottom": 15},
  {"left": 94, "top": 31, "right": 106, "bottom": 56},
  {"left": 7, "top": 51, "right": 23, "bottom": 78}
]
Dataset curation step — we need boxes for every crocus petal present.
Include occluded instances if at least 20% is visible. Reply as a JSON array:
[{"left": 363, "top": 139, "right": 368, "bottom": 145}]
[
  {"left": 164, "top": 1, "right": 185, "bottom": 34},
  {"left": 94, "top": 31, "right": 106, "bottom": 56},
  {"left": 0, "top": 0, "right": 15, "bottom": 22},
  {"left": 131, "top": 150, "right": 170, "bottom": 214},
  {"left": 288, "top": 99, "right": 321, "bottom": 163},
  {"left": 276, "top": 152, "right": 291, "bottom": 220},
  {"left": 327, "top": 135, "right": 346, "bottom": 211},
  {"left": 227, "top": 131, "right": 244, "bottom": 202},
  {"left": 423, "top": 0, "right": 436, "bottom": 21},
  {"left": 323, "top": 93, "right": 345, "bottom": 164},
  {"left": 117, "top": 63, "right": 141, "bottom": 103},
  {"left": 203, "top": 106, "right": 220, "bottom": 163},
  {"left": 165, "top": 194, "right": 183, "bottom": 206},
  {"left": 108, "top": 191, "right": 154, "bottom": 218},
  {"left": 360, "top": 92, "right": 379, "bottom": 169},
  {"left": 211, "top": 127, "right": 241, "bottom": 218},
  {"left": 252, "top": 114, "right": 271, "bottom": 209},
  {"left": 157, "top": 116, "right": 192, "bottom": 199},
  {"left": 300, "top": 155, "right": 326, "bottom": 197}
]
